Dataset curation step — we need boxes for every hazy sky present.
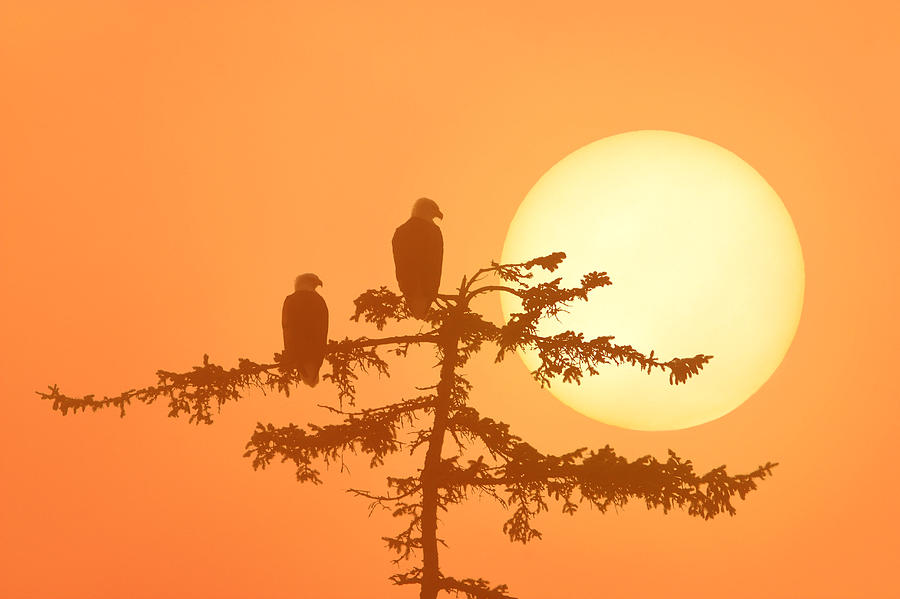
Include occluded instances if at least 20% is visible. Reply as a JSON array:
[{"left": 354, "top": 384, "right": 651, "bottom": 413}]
[{"left": 2, "top": 2, "right": 898, "bottom": 597}]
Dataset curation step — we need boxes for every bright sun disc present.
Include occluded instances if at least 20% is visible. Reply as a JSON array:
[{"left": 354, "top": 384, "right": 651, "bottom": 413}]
[{"left": 500, "top": 130, "right": 805, "bottom": 431}]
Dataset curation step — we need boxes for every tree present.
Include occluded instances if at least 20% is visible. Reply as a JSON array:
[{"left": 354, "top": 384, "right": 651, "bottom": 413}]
[{"left": 39, "top": 252, "right": 777, "bottom": 599}]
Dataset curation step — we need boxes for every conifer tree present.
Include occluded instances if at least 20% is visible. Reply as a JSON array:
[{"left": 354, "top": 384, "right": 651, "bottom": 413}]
[{"left": 40, "top": 252, "right": 776, "bottom": 599}]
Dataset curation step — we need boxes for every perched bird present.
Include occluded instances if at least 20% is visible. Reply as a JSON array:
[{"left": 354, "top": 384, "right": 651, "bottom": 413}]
[
  {"left": 282, "top": 273, "right": 329, "bottom": 387},
  {"left": 392, "top": 197, "right": 443, "bottom": 319}
]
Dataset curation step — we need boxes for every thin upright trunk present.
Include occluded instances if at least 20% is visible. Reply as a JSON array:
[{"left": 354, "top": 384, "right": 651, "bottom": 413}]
[{"left": 419, "top": 311, "right": 461, "bottom": 599}]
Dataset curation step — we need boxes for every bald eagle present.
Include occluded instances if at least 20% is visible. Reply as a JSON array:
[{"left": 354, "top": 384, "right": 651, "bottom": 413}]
[
  {"left": 393, "top": 197, "right": 443, "bottom": 319},
  {"left": 282, "top": 273, "right": 329, "bottom": 387}
]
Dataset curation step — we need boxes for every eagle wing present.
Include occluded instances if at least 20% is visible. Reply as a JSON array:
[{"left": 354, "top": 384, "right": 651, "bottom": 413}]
[
  {"left": 282, "top": 291, "right": 329, "bottom": 368},
  {"left": 393, "top": 219, "right": 443, "bottom": 301}
]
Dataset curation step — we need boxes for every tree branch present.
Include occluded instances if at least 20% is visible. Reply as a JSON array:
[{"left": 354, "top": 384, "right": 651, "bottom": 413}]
[
  {"left": 244, "top": 395, "right": 434, "bottom": 484},
  {"left": 37, "top": 251, "right": 778, "bottom": 599},
  {"left": 38, "top": 332, "right": 439, "bottom": 423}
]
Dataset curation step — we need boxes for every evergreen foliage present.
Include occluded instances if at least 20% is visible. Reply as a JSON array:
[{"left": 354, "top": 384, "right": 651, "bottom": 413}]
[{"left": 39, "top": 253, "right": 776, "bottom": 599}]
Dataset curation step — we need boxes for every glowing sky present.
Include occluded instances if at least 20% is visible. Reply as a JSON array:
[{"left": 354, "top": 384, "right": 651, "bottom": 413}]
[{"left": 1, "top": 2, "right": 898, "bottom": 598}]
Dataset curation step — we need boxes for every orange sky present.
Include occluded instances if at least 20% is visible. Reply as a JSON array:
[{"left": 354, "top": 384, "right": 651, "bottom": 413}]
[{"left": 2, "top": 2, "right": 898, "bottom": 597}]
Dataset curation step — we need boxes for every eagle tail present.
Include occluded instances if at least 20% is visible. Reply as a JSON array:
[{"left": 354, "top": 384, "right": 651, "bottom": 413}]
[
  {"left": 406, "top": 293, "right": 432, "bottom": 320},
  {"left": 299, "top": 363, "right": 320, "bottom": 388}
]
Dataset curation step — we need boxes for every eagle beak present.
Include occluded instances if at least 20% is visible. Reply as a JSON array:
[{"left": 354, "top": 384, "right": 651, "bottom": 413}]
[{"left": 436, "top": 209, "right": 444, "bottom": 220}]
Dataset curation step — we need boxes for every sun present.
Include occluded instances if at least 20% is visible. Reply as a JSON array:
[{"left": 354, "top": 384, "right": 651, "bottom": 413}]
[{"left": 500, "top": 130, "right": 805, "bottom": 431}]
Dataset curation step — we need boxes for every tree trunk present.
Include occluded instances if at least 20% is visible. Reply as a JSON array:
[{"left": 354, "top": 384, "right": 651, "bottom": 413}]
[{"left": 419, "top": 312, "right": 461, "bottom": 599}]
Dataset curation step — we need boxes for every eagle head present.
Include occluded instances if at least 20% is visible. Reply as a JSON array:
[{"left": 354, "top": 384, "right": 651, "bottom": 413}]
[
  {"left": 294, "top": 273, "right": 324, "bottom": 291},
  {"left": 412, "top": 197, "right": 443, "bottom": 221}
]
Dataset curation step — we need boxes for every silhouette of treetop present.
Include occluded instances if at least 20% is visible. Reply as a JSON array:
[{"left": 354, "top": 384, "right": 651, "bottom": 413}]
[{"left": 39, "top": 252, "right": 776, "bottom": 599}]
